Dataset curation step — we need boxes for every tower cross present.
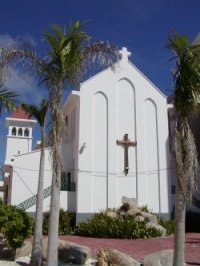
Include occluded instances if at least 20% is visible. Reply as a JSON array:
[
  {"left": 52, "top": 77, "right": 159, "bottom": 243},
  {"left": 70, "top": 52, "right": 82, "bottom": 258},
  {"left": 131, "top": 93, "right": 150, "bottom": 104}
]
[
  {"left": 118, "top": 47, "right": 131, "bottom": 63},
  {"left": 116, "top": 134, "right": 137, "bottom": 175}
]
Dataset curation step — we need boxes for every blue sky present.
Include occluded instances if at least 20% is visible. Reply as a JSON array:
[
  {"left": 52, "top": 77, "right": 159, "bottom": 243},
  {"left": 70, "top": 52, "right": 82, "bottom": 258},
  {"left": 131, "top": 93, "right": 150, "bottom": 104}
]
[{"left": 0, "top": 0, "right": 200, "bottom": 167}]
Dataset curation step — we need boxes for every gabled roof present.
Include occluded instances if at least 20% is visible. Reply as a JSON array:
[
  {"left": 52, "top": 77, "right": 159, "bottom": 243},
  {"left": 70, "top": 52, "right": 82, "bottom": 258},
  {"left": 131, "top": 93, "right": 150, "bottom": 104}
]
[
  {"left": 193, "top": 33, "right": 200, "bottom": 45},
  {"left": 80, "top": 60, "right": 166, "bottom": 98},
  {"left": 10, "top": 106, "right": 31, "bottom": 120}
]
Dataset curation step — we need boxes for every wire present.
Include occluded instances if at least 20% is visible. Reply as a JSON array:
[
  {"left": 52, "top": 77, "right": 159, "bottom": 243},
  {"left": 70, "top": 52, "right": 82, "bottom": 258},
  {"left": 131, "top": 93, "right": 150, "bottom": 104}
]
[
  {"left": 13, "top": 165, "right": 172, "bottom": 177},
  {"left": 14, "top": 165, "right": 52, "bottom": 172}
]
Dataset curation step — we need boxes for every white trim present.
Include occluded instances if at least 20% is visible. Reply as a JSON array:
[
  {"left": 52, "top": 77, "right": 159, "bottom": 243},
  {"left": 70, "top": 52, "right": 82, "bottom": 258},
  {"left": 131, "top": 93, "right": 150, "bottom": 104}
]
[{"left": 6, "top": 118, "right": 37, "bottom": 123}]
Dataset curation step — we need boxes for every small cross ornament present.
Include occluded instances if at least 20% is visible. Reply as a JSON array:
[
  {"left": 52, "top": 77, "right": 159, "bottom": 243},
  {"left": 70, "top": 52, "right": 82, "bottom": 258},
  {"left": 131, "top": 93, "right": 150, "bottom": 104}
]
[{"left": 118, "top": 47, "right": 131, "bottom": 63}]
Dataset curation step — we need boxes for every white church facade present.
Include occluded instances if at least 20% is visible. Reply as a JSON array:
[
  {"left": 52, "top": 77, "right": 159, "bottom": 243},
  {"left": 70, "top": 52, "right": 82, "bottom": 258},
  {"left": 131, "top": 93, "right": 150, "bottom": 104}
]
[{"left": 2, "top": 47, "right": 173, "bottom": 221}]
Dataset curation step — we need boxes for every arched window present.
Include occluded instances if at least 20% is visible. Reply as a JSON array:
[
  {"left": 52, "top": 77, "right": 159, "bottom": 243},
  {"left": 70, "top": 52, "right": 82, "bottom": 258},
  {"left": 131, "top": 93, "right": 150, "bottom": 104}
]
[
  {"left": 24, "top": 128, "right": 29, "bottom": 137},
  {"left": 18, "top": 128, "right": 23, "bottom": 136},
  {"left": 11, "top": 127, "right": 16, "bottom": 136}
]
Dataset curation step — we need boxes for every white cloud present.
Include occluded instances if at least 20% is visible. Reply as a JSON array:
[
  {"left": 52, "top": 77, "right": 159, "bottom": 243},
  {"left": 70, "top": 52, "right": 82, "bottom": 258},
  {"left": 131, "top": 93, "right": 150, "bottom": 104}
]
[
  {"left": 5, "top": 66, "right": 47, "bottom": 105},
  {"left": 0, "top": 34, "right": 15, "bottom": 48},
  {"left": 0, "top": 34, "right": 46, "bottom": 105}
]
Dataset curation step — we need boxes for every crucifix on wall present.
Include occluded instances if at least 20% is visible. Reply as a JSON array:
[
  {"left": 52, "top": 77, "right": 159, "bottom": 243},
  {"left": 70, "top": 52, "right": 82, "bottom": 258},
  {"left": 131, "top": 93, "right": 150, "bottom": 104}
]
[{"left": 116, "top": 134, "right": 137, "bottom": 175}]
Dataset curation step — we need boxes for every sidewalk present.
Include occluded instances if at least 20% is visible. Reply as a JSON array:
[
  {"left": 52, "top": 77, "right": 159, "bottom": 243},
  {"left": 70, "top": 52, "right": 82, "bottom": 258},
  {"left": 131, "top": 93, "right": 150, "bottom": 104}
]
[{"left": 60, "top": 233, "right": 200, "bottom": 265}]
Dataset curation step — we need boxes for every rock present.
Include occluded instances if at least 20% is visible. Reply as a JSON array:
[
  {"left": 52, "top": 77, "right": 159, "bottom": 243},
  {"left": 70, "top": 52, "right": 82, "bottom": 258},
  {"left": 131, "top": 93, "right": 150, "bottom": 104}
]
[
  {"left": 122, "top": 196, "right": 137, "bottom": 210},
  {"left": 145, "top": 222, "right": 166, "bottom": 236},
  {"left": 96, "top": 247, "right": 140, "bottom": 266},
  {"left": 143, "top": 249, "right": 174, "bottom": 266},
  {"left": 107, "top": 211, "right": 118, "bottom": 219},
  {"left": 0, "top": 262, "right": 23, "bottom": 266},
  {"left": 141, "top": 212, "right": 158, "bottom": 224},
  {"left": 119, "top": 211, "right": 126, "bottom": 216},
  {"left": 15, "top": 256, "right": 30, "bottom": 265},
  {"left": 134, "top": 215, "right": 145, "bottom": 222},
  {"left": 85, "top": 258, "right": 97, "bottom": 265},
  {"left": 15, "top": 241, "right": 32, "bottom": 259},
  {"left": 127, "top": 207, "right": 141, "bottom": 216},
  {"left": 42, "top": 238, "right": 92, "bottom": 265}
]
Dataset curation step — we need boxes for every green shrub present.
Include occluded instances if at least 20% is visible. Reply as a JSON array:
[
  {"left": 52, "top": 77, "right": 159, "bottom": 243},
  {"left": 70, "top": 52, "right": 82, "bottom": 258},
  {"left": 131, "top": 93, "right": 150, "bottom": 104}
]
[
  {"left": 75, "top": 212, "right": 162, "bottom": 239},
  {"left": 158, "top": 216, "right": 174, "bottom": 235},
  {"left": 43, "top": 209, "right": 74, "bottom": 235},
  {"left": 140, "top": 205, "right": 152, "bottom": 213},
  {"left": 0, "top": 205, "right": 33, "bottom": 249},
  {"left": 0, "top": 198, "right": 4, "bottom": 205}
]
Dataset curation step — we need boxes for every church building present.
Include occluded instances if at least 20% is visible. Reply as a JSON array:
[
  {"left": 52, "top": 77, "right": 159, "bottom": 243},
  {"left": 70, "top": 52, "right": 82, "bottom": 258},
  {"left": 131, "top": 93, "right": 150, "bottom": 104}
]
[{"left": 1, "top": 47, "right": 172, "bottom": 221}]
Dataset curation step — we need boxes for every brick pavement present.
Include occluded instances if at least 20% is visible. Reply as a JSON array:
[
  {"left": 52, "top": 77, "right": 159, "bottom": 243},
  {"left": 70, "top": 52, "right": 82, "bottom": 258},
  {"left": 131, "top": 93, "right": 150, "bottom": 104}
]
[{"left": 60, "top": 233, "right": 200, "bottom": 265}]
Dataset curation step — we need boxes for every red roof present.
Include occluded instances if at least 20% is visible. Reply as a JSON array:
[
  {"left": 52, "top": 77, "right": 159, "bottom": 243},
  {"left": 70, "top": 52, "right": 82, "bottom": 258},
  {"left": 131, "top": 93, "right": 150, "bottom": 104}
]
[
  {"left": 10, "top": 106, "right": 31, "bottom": 120},
  {"left": 4, "top": 164, "right": 12, "bottom": 174}
]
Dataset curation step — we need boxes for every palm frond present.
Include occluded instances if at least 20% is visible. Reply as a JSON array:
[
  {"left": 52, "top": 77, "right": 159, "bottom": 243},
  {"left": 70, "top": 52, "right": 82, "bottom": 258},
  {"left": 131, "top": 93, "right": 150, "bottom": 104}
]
[
  {"left": 22, "top": 98, "right": 48, "bottom": 127},
  {"left": 0, "top": 87, "right": 18, "bottom": 114},
  {"left": 166, "top": 32, "right": 200, "bottom": 118}
]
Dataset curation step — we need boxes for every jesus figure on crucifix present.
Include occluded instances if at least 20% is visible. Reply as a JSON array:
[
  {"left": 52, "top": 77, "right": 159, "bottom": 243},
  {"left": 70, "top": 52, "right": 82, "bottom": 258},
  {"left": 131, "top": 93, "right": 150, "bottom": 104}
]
[{"left": 116, "top": 134, "right": 137, "bottom": 175}]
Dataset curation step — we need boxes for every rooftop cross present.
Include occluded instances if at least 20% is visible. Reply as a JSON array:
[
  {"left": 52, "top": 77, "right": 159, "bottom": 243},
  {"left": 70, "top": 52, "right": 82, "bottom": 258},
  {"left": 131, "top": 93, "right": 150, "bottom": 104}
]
[{"left": 118, "top": 47, "right": 131, "bottom": 63}]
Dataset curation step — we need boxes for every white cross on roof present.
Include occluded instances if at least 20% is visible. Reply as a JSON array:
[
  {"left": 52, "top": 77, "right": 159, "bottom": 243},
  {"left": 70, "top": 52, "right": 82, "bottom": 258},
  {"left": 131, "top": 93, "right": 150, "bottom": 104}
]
[{"left": 118, "top": 47, "right": 131, "bottom": 63}]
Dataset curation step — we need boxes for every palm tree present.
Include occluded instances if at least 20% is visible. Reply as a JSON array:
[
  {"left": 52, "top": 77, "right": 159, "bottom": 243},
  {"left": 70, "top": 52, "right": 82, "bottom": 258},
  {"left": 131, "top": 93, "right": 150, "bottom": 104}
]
[
  {"left": 0, "top": 87, "right": 18, "bottom": 114},
  {"left": 22, "top": 99, "right": 48, "bottom": 266},
  {"left": 166, "top": 32, "right": 200, "bottom": 266},
  {"left": 42, "top": 21, "right": 116, "bottom": 265}
]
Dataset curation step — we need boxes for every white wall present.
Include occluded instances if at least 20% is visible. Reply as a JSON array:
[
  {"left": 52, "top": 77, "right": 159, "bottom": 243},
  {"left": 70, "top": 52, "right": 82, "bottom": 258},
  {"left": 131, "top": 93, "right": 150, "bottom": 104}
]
[
  {"left": 76, "top": 59, "right": 171, "bottom": 216},
  {"left": 11, "top": 148, "right": 52, "bottom": 212},
  {"left": 5, "top": 118, "right": 36, "bottom": 164}
]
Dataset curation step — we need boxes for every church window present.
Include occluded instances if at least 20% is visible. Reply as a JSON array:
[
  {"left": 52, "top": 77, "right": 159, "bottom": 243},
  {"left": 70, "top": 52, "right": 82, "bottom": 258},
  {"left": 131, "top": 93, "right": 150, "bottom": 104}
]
[
  {"left": 11, "top": 127, "right": 16, "bottom": 136},
  {"left": 24, "top": 128, "right": 29, "bottom": 137},
  {"left": 65, "top": 115, "right": 70, "bottom": 142},
  {"left": 60, "top": 172, "right": 75, "bottom": 191},
  {"left": 61, "top": 172, "right": 71, "bottom": 191},
  {"left": 18, "top": 128, "right": 23, "bottom": 136}
]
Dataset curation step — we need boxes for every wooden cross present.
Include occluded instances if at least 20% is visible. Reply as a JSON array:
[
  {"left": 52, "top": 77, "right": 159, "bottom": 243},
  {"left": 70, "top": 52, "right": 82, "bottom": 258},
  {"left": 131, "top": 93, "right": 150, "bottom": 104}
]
[{"left": 116, "top": 134, "right": 137, "bottom": 175}]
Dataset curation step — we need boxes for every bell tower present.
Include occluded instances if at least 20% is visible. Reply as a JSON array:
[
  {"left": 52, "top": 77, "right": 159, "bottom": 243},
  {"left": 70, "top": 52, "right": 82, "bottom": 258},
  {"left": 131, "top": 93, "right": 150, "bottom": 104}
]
[{"left": 5, "top": 106, "right": 37, "bottom": 164}]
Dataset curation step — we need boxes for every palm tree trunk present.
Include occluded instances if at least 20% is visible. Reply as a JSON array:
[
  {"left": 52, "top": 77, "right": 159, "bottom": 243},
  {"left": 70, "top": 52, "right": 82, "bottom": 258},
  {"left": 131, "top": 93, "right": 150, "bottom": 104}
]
[
  {"left": 173, "top": 181, "right": 186, "bottom": 266},
  {"left": 46, "top": 162, "right": 61, "bottom": 266},
  {"left": 30, "top": 126, "right": 45, "bottom": 266},
  {"left": 47, "top": 86, "right": 62, "bottom": 266}
]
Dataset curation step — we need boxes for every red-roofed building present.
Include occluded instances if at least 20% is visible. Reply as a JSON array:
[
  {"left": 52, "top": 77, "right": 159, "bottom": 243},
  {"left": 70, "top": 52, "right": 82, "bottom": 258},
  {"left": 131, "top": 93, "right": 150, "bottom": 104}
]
[
  {"left": 10, "top": 106, "right": 31, "bottom": 120},
  {"left": 5, "top": 107, "right": 37, "bottom": 164}
]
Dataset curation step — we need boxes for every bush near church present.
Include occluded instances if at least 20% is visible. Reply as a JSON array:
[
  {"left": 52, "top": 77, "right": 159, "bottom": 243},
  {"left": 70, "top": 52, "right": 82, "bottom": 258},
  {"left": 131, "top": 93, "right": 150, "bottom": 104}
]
[
  {"left": 75, "top": 200, "right": 174, "bottom": 239},
  {"left": 75, "top": 212, "right": 164, "bottom": 239},
  {"left": 43, "top": 208, "right": 75, "bottom": 235},
  {"left": 0, "top": 204, "right": 33, "bottom": 249}
]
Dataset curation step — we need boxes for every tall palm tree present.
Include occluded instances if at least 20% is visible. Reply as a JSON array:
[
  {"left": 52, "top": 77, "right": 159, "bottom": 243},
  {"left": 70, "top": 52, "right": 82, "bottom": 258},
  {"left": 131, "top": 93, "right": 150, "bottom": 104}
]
[
  {"left": 166, "top": 32, "right": 200, "bottom": 266},
  {"left": 0, "top": 87, "right": 18, "bottom": 114},
  {"left": 42, "top": 21, "right": 116, "bottom": 265},
  {"left": 22, "top": 99, "right": 48, "bottom": 266}
]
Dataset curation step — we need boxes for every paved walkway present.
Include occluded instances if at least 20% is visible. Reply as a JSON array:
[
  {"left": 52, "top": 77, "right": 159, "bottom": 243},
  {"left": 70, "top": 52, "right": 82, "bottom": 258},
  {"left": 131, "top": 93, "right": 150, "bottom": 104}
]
[{"left": 60, "top": 233, "right": 200, "bottom": 265}]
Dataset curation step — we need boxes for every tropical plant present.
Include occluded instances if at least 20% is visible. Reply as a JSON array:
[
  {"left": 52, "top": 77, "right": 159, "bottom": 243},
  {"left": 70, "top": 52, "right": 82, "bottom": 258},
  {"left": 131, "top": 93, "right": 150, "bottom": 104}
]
[
  {"left": 42, "top": 21, "right": 116, "bottom": 266},
  {"left": 166, "top": 32, "right": 200, "bottom": 266},
  {"left": 0, "top": 87, "right": 18, "bottom": 114},
  {"left": 42, "top": 209, "right": 74, "bottom": 235},
  {"left": 75, "top": 212, "right": 162, "bottom": 239},
  {"left": 0, "top": 204, "right": 33, "bottom": 249},
  {"left": 22, "top": 99, "right": 48, "bottom": 266},
  {"left": 0, "top": 21, "right": 116, "bottom": 265}
]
